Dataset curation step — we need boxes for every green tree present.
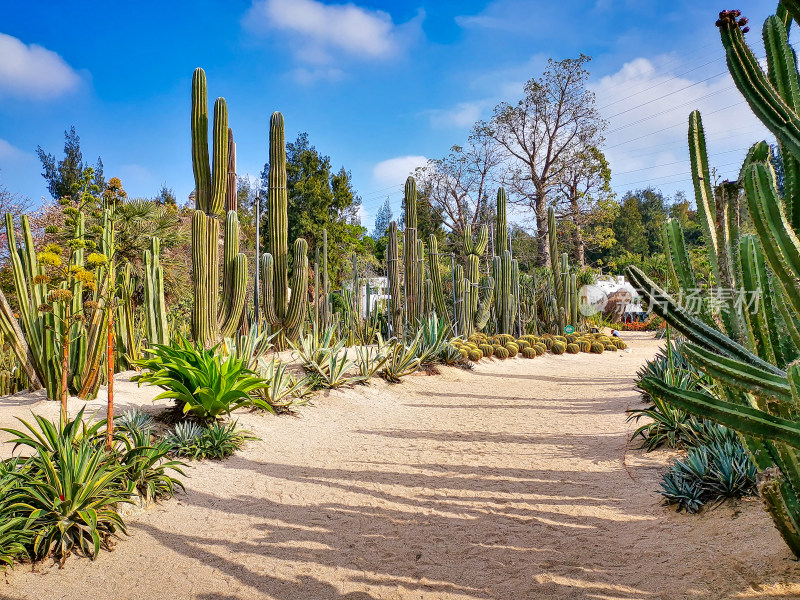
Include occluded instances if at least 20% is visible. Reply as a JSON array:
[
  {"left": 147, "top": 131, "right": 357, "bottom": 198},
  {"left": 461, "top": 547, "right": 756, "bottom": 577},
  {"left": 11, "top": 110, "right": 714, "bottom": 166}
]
[
  {"left": 260, "top": 133, "right": 365, "bottom": 284},
  {"left": 36, "top": 126, "right": 105, "bottom": 201},
  {"left": 372, "top": 197, "right": 393, "bottom": 239},
  {"left": 612, "top": 194, "right": 648, "bottom": 255}
]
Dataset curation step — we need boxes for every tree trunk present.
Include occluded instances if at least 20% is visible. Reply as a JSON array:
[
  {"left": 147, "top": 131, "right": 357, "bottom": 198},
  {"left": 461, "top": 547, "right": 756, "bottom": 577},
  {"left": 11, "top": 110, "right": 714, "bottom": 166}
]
[{"left": 105, "top": 311, "right": 114, "bottom": 451}]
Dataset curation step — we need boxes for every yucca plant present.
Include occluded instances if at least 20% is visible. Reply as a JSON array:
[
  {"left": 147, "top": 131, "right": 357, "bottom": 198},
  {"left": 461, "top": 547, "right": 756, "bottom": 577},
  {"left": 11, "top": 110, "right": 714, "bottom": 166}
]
[
  {"left": 254, "top": 358, "right": 310, "bottom": 410},
  {"left": 382, "top": 335, "right": 422, "bottom": 383},
  {"left": 314, "top": 348, "right": 361, "bottom": 389},
  {"left": 8, "top": 437, "right": 130, "bottom": 563},
  {"left": 132, "top": 335, "right": 267, "bottom": 419},
  {"left": 290, "top": 324, "right": 338, "bottom": 375}
]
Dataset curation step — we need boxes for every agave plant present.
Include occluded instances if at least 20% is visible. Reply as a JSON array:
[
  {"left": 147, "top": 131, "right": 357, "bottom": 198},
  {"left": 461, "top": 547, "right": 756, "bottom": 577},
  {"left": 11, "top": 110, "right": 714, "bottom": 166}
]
[
  {"left": 382, "top": 335, "right": 422, "bottom": 383},
  {"left": 290, "top": 324, "right": 338, "bottom": 374},
  {"left": 116, "top": 426, "right": 185, "bottom": 502},
  {"left": 354, "top": 333, "right": 392, "bottom": 380},
  {"left": 8, "top": 438, "right": 130, "bottom": 563},
  {"left": 415, "top": 315, "right": 452, "bottom": 366},
  {"left": 253, "top": 358, "right": 310, "bottom": 410},
  {"left": 132, "top": 335, "right": 268, "bottom": 419},
  {"left": 223, "top": 328, "right": 276, "bottom": 370},
  {"left": 115, "top": 409, "right": 155, "bottom": 435},
  {"left": 1, "top": 406, "right": 105, "bottom": 457},
  {"left": 165, "top": 421, "right": 252, "bottom": 460},
  {"left": 0, "top": 462, "right": 32, "bottom": 567}
]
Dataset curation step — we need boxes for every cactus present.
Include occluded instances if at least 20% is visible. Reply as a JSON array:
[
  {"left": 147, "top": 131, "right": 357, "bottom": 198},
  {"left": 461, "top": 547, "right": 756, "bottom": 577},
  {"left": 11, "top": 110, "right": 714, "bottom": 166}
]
[
  {"left": 493, "top": 346, "right": 509, "bottom": 359},
  {"left": 495, "top": 188, "right": 508, "bottom": 256},
  {"left": 493, "top": 251, "right": 516, "bottom": 334},
  {"left": 624, "top": 10, "right": 800, "bottom": 556},
  {"left": 403, "top": 178, "right": 421, "bottom": 327},
  {"left": 261, "top": 112, "right": 308, "bottom": 349},
  {"left": 143, "top": 237, "right": 169, "bottom": 347},
  {"left": 190, "top": 68, "right": 248, "bottom": 348},
  {"left": 427, "top": 235, "right": 449, "bottom": 321},
  {"left": 225, "top": 128, "right": 237, "bottom": 212},
  {"left": 387, "top": 222, "right": 403, "bottom": 335},
  {"left": 468, "top": 349, "right": 483, "bottom": 362},
  {"left": 521, "top": 347, "right": 536, "bottom": 358}
]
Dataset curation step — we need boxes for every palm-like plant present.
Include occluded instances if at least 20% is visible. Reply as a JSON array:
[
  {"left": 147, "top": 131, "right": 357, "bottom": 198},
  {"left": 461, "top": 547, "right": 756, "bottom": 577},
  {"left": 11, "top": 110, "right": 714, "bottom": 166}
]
[
  {"left": 132, "top": 336, "right": 267, "bottom": 419},
  {"left": 8, "top": 438, "right": 130, "bottom": 563}
]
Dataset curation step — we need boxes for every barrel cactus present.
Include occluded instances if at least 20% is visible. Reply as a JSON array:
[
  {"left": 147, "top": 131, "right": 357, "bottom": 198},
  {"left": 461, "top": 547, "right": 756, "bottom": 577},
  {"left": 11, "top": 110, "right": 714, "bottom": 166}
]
[
  {"left": 521, "top": 347, "right": 537, "bottom": 358},
  {"left": 590, "top": 342, "right": 604, "bottom": 354},
  {"left": 494, "top": 346, "right": 509, "bottom": 359},
  {"left": 468, "top": 349, "right": 483, "bottom": 362},
  {"left": 551, "top": 341, "right": 567, "bottom": 355},
  {"left": 506, "top": 343, "right": 519, "bottom": 357},
  {"left": 566, "top": 343, "right": 580, "bottom": 354}
]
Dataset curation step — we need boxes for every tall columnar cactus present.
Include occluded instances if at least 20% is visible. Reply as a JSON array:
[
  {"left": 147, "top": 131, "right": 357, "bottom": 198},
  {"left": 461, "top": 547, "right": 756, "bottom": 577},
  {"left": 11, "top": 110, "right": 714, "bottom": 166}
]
[
  {"left": 463, "top": 223, "right": 489, "bottom": 320},
  {"left": 225, "top": 128, "right": 237, "bottom": 212},
  {"left": 627, "top": 7, "right": 800, "bottom": 556},
  {"left": 143, "top": 237, "right": 168, "bottom": 347},
  {"left": 495, "top": 188, "right": 508, "bottom": 256},
  {"left": 427, "top": 234, "right": 449, "bottom": 320},
  {"left": 190, "top": 67, "right": 248, "bottom": 348},
  {"left": 261, "top": 112, "right": 308, "bottom": 349},
  {"left": 403, "top": 177, "right": 421, "bottom": 327},
  {"left": 548, "top": 207, "right": 566, "bottom": 332},
  {"left": 387, "top": 222, "right": 402, "bottom": 335},
  {"left": 321, "top": 228, "right": 332, "bottom": 328},
  {"left": 492, "top": 188, "right": 517, "bottom": 334}
]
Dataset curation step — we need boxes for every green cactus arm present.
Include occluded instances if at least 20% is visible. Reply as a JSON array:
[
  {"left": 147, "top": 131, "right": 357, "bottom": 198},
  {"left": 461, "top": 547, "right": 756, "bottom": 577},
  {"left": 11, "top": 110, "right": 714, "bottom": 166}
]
[
  {"left": 0, "top": 288, "right": 41, "bottom": 389},
  {"left": 260, "top": 254, "right": 279, "bottom": 325},
  {"left": 760, "top": 477, "right": 800, "bottom": 558},
  {"left": 387, "top": 222, "right": 402, "bottom": 335},
  {"left": 744, "top": 162, "right": 800, "bottom": 315},
  {"left": 191, "top": 68, "right": 211, "bottom": 213},
  {"left": 739, "top": 235, "right": 780, "bottom": 364},
  {"left": 403, "top": 177, "right": 420, "bottom": 324},
  {"left": 191, "top": 210, "right": 220, "bottom": 347},
  {"left": 218, "top": 253, "right": 247, "bottom": 339},
  {"left": 462, "top": 224, "right": 474, "bottom": 255},
  {"left": 719, "top": 17, "right": 800, "bottom": 158},
  {"left": 775, "top": 287, "right": 800, "bottom": 350},
  {"left": 789, "top": 363, "right": 800, "bottom": 410},
  {"left": 209, "top": 98, "right": 228, "bottom": 216},
  {"left": 285, "top": 238, "right": 309, "bottom": 331},
  {"left": 681, "top": 342, "right": 791, "bottom": 401},
  {"left": 639, "top": 375, "right": 800, "bottom": 447},
  {"left": 474, "top": 225, "right": 488, "bottom": 255},
  {"left": 496, "top": 188, "right": 508, "bottom": 256},
  {"left": 268, "top": 112, "right": 290, "bottom": 322},
  {"left": 548, "top": 207, "right": 565, "bottom": 321},
  {"left": 427, "top": 235, "right": 449, "bottom": 320},
  {"left": 626, "top": 265, "right": 783, "bottom": 375},
  {"left": 688, "top": 111, "right": 721, "bottom": 279}
]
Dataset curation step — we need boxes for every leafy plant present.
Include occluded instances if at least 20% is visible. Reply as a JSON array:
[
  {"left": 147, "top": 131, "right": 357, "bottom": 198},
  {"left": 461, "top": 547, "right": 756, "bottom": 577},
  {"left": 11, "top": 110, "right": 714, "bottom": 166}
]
[
  {"left": 165, "top": 421, "right": 253, "bottom": 460},
  {"left": 627, "top": 396, "right": 695, "bottom": 451},
  {"left": 115, "top": 409, "right": 155, "bottom": 435},
  {"left": 660, "top": 438, "right": 756, "bottom": 513},
  {"left": 116, "top": 426, "right": 184, "bottom": 502},
  {"left": 223, "top": 328, "right": 276, "bottom": 371},
  {"left": 290, "top": 325, "right": 360, "bottom": 389},
  {"left": 253, "top": 358, "right": 310, "bottom": 410},
  {"left": 132, "top": 335, "right": 267, "bottom": 419},
  {"left": 8, "top": 438, "right": 130, "bottom": 563},
  {"left": 415, "top": 315, "right": 452, "bottom": 366},
  {"left": 1, "top": 406, "right": 104, "bottom": 457},
  {"left": 354, "top": 333, "right": 391, "bottom": 380},
  {"left": 382, "top": 335, "right": 422, "bottom": 383},
  {"left": 0, "top": 461, "right": 32, "bottom": 567}
]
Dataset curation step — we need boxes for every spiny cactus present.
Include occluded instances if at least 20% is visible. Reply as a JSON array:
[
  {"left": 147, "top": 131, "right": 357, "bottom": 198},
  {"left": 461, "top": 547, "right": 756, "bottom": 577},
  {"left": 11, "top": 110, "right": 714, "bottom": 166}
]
[
  {"left": 143, "top": 237, "right": 168, "bottom": 347},
  {"left": 261, "top": 112, "right": 308, "bottom": 349},
  {"left": 403, "top": 178, "right": 421, "bottom": 327},
  {"left": 387, "top": 222, "right": 402, "bottom": 335},
  {"left": 190, "top": 68, "right": 248, "bottom": 348},
  {"left": 427, "top": 234, "right": 449, "bottom": 321}
]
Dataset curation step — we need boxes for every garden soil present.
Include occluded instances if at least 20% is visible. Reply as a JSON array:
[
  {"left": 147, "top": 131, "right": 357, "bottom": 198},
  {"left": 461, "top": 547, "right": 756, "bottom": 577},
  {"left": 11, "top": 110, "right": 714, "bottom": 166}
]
[{"left": 2, "top": 331, "right": 799, "bottom": 599}]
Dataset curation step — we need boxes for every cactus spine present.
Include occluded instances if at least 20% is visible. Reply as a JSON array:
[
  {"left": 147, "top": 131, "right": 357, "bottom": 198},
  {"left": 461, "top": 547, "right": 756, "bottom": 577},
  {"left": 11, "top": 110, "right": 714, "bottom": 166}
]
[
  {"left": 190, "top": 68, "right": 248, "bottom": 348},
  {"left": 261, "top": 112, "right": 308, "bottom": 349}
]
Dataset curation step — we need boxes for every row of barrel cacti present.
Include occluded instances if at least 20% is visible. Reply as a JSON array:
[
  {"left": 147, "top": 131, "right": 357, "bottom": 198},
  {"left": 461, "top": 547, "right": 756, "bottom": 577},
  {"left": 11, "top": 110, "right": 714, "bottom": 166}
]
[
  {"left": 451, "top": 331, "right": 626, "bottom": 362},
  {"left": 626, "top": 2, "right": 800, "bottom": 559}
]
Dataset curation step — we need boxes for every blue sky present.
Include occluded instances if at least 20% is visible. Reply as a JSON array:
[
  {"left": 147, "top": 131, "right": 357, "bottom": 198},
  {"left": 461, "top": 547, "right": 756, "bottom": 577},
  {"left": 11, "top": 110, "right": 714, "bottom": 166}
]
[{"left": 0, "top": 0, "right": 776, "bottom": 232}]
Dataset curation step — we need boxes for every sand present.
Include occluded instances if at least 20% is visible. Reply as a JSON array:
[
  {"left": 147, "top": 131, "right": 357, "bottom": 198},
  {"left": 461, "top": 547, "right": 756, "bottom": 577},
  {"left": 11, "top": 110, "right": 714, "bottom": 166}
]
[{"left": 1, "top": 331, "right": 799, "bottom": 599}]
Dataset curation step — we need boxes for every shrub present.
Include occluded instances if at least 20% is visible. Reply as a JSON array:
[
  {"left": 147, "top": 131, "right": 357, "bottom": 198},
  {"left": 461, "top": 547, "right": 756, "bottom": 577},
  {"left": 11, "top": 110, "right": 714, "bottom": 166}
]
[
  {"left": 132, "top": 336, "right": 268, "bottom": 420},
  {"left": 165, "top": 421, "right": 253, "bottom": 460},
  {"left": 116, "top": 426, "right": 185, "bottom": 502},
  {"left": 8, "top": 437, "right": 130, "bottom": 563},
  {"left": 660, "top": 438, "right": 756, "bottom": 513}
]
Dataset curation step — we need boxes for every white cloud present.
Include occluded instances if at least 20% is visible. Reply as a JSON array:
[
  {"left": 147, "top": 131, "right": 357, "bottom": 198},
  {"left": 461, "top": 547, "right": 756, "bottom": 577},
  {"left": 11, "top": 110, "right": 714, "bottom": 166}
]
[
  {"left": 0, "top": 139, "right": 26, "bottom": 160},
  {"left": 590, "top": 56, "right": 772, "bottom": 197},
  {"left": 372, "top": 155, "right": 428, "bottom": 188},
  {"left": 0, "top": 32, "right": 80, "bottom": 100},
  {"left": 426, "top": 101, "right": 486, "bottom": 129},
  {"left": 244, "top": 0, "right": 418, "bottom": 64}
]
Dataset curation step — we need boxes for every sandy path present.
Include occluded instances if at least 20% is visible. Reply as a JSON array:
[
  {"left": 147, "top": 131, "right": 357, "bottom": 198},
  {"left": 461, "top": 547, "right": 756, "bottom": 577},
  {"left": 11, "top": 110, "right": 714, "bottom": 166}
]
[{"left": 2, "top": 331, "right": 800, "bottom": 599}]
